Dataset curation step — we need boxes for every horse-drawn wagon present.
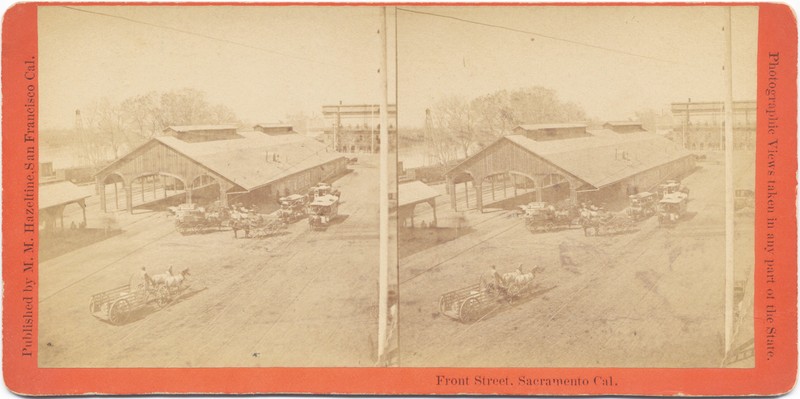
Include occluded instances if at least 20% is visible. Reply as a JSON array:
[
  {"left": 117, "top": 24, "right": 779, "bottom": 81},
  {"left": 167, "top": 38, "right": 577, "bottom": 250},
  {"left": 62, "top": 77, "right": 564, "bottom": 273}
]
[
  {"left": 89, "top": 268, "right": 191, "bottom": 325},
  {"left": 172, "top": 203, "right": 229, "bottom": 235},
  {"left": 580, "top": 209, "right": 635, "bottom": 236},
  {"left": 521, "top": 202, "right": 579, "bottom": 233},
  {"left": 438, "top": 266, "right": 540, "bottom": 323},
  {"left": 278, "top": 194, "right": 308, "bottom": 223},
  {"left": 230, "top": 212, "right": 286, "bottom": 238}
]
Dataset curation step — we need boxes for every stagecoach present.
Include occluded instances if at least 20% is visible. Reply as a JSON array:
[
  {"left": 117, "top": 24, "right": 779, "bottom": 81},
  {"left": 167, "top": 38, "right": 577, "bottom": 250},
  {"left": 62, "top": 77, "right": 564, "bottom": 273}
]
[
  {"left": 658, "top": 192, "right": 689, "bottom": 225},
  {"left": 308, "top": 194, "right": 340, "bottom": 230},
  {"left": 278, "top": 194, "right": 308, "bottom": 223},
  {"left": 626, "top": 191, "right": 657, "bottom": 221},
  {"left": 657, "top": 180, "right": 690, "bottom": 199},
  {"left": 309, "top": 182, "right": 341, "bottom": 200}
]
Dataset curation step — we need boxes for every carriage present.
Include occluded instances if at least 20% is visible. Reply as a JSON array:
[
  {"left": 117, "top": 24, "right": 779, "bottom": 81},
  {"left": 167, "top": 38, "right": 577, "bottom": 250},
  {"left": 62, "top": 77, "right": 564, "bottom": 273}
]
[
  {"left": 309, "top": 182, "right": 341, "bottom": 200},
  {"left": 278, "top": 194, "right": 308, "bottom": 223},
  {"left": 657, "top": 180, "right": 690, "bottom": 199},
  {"left": 658, "top": 192, "right": 689, "bottom": 225},
  {"left": 521, "top": 202, "right": 578, "bottom": 233},
  {"left": 438, "top": 267, "right": 539, "bottom": 323},
  {"left": 308, "top": 194, "right": 340, "bottom": 230},
  {"left": 89, "top": 271, "right": 183, "bottom": 325},
  {"left": 626, "top": 191, "right": 657, "bottom": 221}
]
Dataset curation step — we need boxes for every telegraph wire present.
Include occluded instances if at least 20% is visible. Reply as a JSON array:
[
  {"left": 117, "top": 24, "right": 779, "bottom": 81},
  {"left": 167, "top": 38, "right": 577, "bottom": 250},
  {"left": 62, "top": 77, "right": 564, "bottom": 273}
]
[
  {"left": 61, "top": 6, "right": 360, "bottom": 72},
  {"left": 396, "top": 7, "right": 696, "bottom": 67}
]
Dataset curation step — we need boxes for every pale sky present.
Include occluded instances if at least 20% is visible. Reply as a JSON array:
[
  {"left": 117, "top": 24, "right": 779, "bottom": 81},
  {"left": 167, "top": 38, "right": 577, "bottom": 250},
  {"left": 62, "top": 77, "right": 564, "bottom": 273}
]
[
  {"left": 39, "top": 6, "right": 385, "bottom": 130},
  {"left": 396, "top": 6, "right": 759, "bottom": 126},
  {"left": 39, "top": 6, "right": 758, "bottom": 130}
]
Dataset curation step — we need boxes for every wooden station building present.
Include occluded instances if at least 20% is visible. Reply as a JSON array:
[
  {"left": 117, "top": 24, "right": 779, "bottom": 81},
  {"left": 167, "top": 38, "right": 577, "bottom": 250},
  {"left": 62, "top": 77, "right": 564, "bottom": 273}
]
[
  {"left": 95, "top": 125, "right": 347, "bottom": 213},
  {"left": 444, "top": 123, "right": 695, "bottom": 212}
]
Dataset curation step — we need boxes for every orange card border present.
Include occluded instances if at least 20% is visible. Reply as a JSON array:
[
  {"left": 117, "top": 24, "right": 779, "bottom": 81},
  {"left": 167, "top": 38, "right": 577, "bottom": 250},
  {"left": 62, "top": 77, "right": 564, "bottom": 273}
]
[{"left": 2, "top": 2, "right": 796, "bottom": 395}]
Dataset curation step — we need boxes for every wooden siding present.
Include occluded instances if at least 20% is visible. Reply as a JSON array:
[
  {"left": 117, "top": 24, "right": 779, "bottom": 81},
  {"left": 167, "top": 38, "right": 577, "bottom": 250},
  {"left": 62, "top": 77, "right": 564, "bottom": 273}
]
[
  {"left": 449, "top": 139, "right": 586, "bottom": 191},
  {"left": 96, "top": 141, "right": 236, "bottom": 191}
]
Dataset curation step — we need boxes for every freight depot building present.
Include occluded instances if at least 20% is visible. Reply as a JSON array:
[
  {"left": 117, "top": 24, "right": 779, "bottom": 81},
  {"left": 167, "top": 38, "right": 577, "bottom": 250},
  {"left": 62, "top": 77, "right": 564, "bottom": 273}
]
[
  {"left": 444, "top": 123, "right": 696, "bottom": 212},
  {"left": 96, "top": 124, "right": 347, "bottom": 213}
]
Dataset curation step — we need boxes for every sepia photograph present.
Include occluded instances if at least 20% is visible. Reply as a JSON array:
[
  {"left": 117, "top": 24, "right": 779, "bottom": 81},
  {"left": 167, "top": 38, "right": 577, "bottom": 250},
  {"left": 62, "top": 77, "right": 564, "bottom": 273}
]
[
  {"left": 36, "top": 5, "right": 397, "bottom": 367},
  {"left": 396, "top": 6, "right": 758, "bottom": 368}
]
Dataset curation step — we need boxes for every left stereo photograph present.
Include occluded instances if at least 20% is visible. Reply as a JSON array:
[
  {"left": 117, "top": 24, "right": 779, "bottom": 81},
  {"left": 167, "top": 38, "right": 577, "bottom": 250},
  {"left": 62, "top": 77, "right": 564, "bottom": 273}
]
[{"left": 35, "top": 5, "right": 398, "bottom": 368}]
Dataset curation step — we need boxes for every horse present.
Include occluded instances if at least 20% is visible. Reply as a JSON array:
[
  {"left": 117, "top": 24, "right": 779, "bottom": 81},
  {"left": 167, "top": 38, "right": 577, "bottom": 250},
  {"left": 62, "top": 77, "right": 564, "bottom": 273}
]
[
  {"left": 500, "top": 265, "right": 541, "bottom": 302},
  {"left": 161, "top": 268, "right": 190, "bottom": 294},
  {"left": 149, "top": 266, "right": 174, "bottom": 286}
]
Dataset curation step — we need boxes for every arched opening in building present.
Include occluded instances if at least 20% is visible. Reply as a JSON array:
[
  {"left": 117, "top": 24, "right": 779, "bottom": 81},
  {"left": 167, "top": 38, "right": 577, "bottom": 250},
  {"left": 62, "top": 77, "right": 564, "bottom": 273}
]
[
  {"left": 189, "top": 174, "right": 221, "bottom": 206},
  {"left": 478, "top": 172, "right": 539, "bottom": 210},
  {"left": 129, "top": 173, "right": 187, "bottom": 210},
  {"left": 101, "top": 173, "right": 126, "bottom": 212}
]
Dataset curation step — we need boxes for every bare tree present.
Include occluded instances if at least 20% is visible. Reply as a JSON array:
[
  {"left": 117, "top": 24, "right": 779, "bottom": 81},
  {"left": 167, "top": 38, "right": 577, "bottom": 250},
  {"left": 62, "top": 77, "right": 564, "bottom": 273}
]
[
  {"left": 471, "top": 86, "right": 588, "bottom": 138},
  {"left": 428, "top": 96, "right": 479, "bottom": 161},
  {"left": 77, "top": 88, "right": 241, "bottom": 168},
  {"left": 121, "top": 91, "right": 162, "bottom": 141}
]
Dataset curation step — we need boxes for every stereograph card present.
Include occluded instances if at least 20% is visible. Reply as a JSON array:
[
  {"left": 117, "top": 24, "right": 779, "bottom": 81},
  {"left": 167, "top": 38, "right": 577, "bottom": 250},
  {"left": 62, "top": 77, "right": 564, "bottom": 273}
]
[{"left": 1, "top": 2, "right": 796, "bottom": 396}]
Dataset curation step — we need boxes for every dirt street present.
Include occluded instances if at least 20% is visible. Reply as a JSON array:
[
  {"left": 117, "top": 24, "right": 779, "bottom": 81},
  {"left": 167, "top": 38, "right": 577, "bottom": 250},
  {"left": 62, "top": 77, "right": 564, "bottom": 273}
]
[
  {"left": 398, "top": 153, "right": 755, "bottom": 367},
  {"left": 39, "top": 160, "right": 381, "bottom": 367}
]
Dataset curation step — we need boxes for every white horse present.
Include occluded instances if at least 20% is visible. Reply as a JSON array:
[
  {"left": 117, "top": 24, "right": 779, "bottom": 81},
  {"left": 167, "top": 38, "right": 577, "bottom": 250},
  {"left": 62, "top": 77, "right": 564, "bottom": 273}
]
[
  {"left": 501, "top": 264, "right": 541, "bottom": 300},
  {"left": 162, "top": 268, "right": 190, "bottom": 292},
  {"left": 149, "top": 266, "right": 174, "bottom": 286}
]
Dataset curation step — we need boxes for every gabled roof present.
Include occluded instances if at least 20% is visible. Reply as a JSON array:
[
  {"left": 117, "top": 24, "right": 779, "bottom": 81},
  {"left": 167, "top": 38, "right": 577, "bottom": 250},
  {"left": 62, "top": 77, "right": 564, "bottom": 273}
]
[
  {"left": 515, "top": 123, "right": 586, "bottom": 131},
  {"left": 154, "top": 132, "right": 343, "bottom": 191},
  {"left": 504, "top": 130, "right": 692, "bottom": 189},
  {"left": 254, "top": 123, "right": 293, "bottom": 129},
  {"left": 165, "top": 125, "right": 238, "bottom": 133},
  {"left": 39, "top": 181, "right": 92, "bottom": 210},
  {"left": 399, "top": 180, "right": 440, "bottom": 208},
  {"left": 98, "top": 132, "right": 344, "bottom": 192},
  {"left": 604, "top": 121, "right": 643, "bottom": 126}
]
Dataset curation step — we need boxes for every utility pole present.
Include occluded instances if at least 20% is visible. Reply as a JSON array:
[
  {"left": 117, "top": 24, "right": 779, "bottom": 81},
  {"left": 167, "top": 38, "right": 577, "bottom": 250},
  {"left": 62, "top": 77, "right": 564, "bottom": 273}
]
[
  {"left": 377, "top": 6, "right": 390, "bottom": 365},
  {"left": 723, "top": 6, "right": 735, "bottom": 359},
  {"left": 683, "top": 98, "right": 690, "bottom": 149},
  {"left": 334, "top": 102, "right": 341, "bottom": 152}
]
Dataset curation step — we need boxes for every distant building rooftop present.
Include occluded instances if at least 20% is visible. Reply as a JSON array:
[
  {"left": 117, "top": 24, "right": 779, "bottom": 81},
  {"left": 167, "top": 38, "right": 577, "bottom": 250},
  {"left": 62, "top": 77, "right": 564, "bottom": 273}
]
[
  {"left": 515, "top": 123, "right": 587, "bottom": 131},
  {"left": 164, "top": 125, "right": 238, "bottom": 133}
]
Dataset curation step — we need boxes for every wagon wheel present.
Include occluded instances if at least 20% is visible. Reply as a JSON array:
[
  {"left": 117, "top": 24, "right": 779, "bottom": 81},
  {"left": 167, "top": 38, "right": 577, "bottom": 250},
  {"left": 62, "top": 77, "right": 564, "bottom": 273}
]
[
  {"left": 108, "top": 299, "right": 130, "bottom": 325},
  {"left": 459, "top": 298, "right": 481, "bottom": 323},
  {"left": 89, "top": 298, "right": 99, "bottom": 314},
  {"left": 544, "top": 222, "right": 555, "bottom": 232},
  {"left": 438, "top": 295, "right": 447, "bottom": 314},
  {"left": 154, "top": 285, "right": 171, "bottom": 308}
]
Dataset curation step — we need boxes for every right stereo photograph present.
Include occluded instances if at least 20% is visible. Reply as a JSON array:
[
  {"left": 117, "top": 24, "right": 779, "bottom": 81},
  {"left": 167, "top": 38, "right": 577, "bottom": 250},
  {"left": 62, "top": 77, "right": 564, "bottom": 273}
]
[{"left": 395, "top": 5, "right": 757, "bottom": 368}]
